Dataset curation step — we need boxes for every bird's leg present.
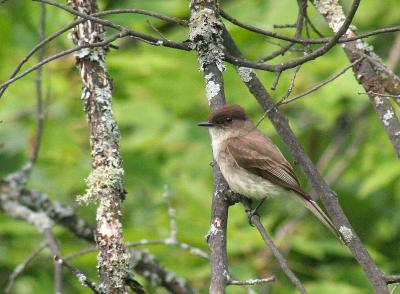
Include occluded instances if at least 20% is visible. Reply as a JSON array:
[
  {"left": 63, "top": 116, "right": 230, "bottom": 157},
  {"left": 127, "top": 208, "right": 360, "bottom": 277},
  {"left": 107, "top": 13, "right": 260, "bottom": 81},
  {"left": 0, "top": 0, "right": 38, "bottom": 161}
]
[
  {"left": 243, "top": 197, "right": 267, "bottom": 226},
  {"left": 252, "top": 197, "right": 267, "bottom": 214}
]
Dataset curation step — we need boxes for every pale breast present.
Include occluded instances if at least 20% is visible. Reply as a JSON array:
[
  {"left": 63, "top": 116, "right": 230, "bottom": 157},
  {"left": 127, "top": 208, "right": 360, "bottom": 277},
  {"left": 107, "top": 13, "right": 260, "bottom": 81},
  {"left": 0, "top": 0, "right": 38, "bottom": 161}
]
[{"left": 216, "top": 148, "right": 277, "bottom": 199}]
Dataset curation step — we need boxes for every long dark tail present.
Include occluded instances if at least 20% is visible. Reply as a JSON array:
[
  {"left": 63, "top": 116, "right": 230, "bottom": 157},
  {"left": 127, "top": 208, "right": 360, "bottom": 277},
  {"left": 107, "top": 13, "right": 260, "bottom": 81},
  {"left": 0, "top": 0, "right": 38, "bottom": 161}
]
[{"left": 292, "top": 188, "right": 343, "bottom": 242}]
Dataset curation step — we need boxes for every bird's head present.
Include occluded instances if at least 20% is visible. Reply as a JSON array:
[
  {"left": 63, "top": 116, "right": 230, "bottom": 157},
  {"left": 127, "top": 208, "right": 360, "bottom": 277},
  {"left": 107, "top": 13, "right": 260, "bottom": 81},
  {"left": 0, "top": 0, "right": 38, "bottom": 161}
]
[{"left": 198, "top": 104, "right": 249, "bottom": 128}]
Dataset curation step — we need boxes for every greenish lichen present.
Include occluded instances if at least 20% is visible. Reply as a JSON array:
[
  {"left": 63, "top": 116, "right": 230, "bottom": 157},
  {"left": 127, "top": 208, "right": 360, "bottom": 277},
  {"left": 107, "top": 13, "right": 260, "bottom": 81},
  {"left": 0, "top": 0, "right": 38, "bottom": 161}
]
[
  {"left": 77, "top": 166, "right": 124, "bottom": 205},
  {"left": 189, "top": 7, "right": 225, "bottom": 72}
]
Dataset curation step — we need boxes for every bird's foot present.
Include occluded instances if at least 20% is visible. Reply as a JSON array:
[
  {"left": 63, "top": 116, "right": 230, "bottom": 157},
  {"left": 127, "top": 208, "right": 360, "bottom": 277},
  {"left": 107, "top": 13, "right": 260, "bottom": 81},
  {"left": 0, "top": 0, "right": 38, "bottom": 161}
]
[
  {"left": 245, "top": 197, "right": 267, "bottom": 226},
  {"left": 246, "top": 208, "right": 258, "bottom": 226}
]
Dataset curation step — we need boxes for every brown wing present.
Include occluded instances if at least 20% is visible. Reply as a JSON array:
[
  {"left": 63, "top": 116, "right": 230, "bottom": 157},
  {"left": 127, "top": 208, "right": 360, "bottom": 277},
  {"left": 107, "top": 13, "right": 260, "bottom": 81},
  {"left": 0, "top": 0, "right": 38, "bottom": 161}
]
[
  {"left": 226, "top": 130, "right": 342, "bottom": 240},
  {"left": 225, "top": 130, "right": 303, "bottom": 195}
]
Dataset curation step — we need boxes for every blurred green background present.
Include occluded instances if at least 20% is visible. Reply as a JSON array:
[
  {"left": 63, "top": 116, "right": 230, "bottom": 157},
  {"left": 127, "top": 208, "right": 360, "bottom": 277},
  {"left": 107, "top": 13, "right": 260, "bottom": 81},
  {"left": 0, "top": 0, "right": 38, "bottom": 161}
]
[{"left": 1, "top": 0, "right": 399, "bottom": 293}]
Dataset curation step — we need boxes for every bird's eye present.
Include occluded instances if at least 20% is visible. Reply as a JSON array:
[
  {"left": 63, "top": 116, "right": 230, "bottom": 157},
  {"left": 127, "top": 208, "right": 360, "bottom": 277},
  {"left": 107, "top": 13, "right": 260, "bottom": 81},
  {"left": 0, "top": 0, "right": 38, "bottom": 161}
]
[{"left": 225, "top": 117, "right": 233, "bottom": 123}]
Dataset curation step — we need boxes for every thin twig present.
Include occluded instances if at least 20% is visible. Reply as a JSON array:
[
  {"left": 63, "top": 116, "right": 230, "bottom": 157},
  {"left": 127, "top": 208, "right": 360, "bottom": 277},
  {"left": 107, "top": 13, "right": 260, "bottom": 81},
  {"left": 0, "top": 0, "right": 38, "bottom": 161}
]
[
  {"left": 34, "top": 0, "right": 188, "bottom": 50},
  {"left": 64, "top": 188, "right": 209, "bottom": 261},
  {"left": 273, "top": 23, "right": 296, "bottom": 29},
  {"left": 0, "top": 176, "right": 197, "bottom": 293},
  {"left": 282, "top": 65, "right": 302, "bottom": 100},
  {"left": 241, "top": 198, "right": 307, "bottom": 294},
  {"left": 43, "top": 228, "right": 63, "bottom": 294},
  {"left": 305, "top": 14, "right": 324, "bottom": 37},
  {"left": 54, "top": 256, "right": 103, "bottom": 294},
  {"left": 227, "top": 276, "right": 275, "bottom": 285},
  {"left": 22, "top": 3, "right": 46, "bottom": 177},
  {"left": 0, "top": 31, "right": 130, "bottom": 92},
  {"left": 271, "top": 71, "right": 282, "bottom": 90},
  {"left": 147, "top": 20, "right": 168, "bottom": 41},
  {"left": 259, "top": 43, "right": 296, "bottom": 63},
  {"left": 225, "top": 0, "right": 360, "bottom": 73},
  {"left": 0, "top": 1, "right": 190, "bottom": 95},
  {"left": 0, "top": 6, "right": 187, "bottom": 98},
  {"left": 221, "top": 9, "right": 400, "bottom": 45},
  {"left": 5, "top": 242, "right": 47, "bottom": 293},
  {"left": 278, "top": 57, "right": 365, "bottom": 105}
]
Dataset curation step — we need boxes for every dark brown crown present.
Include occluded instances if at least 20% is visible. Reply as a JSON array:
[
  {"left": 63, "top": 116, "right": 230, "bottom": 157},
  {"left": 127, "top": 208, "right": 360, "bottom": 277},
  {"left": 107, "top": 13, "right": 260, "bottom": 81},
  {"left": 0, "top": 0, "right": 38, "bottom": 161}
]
[{"left": 208, "top": 104, "right": 247, "bottom": 124}]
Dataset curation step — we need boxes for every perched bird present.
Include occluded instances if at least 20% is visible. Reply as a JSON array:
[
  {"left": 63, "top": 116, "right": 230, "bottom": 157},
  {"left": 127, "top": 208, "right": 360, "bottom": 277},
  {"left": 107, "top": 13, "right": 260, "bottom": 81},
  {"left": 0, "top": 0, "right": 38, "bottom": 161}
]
[{"left": 198, "top": 104, "right": 340, "bottom": 239}]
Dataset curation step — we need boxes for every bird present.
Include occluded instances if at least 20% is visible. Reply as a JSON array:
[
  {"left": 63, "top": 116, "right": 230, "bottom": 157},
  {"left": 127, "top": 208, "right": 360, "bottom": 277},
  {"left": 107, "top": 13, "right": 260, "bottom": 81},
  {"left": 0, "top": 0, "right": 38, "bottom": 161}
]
[{"left": 198, "top": 103, "right": 340, "bottom": 239}]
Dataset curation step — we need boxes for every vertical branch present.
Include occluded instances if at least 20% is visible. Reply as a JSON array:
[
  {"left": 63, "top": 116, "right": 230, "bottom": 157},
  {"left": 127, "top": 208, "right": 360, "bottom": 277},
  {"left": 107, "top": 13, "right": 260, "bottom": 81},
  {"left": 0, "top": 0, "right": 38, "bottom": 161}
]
[
  {"left": 189, "top": 1, "right": 234, "bottom": 293},
  {"left": 19, "top": 3, "right": 47, "bottom": 179},
  {"left": 67, "top": 0, "right": 133, "bottom": 293},
  {"left": 312, "top": 0, "right": 400, "bottom": 158},
  {"left": 43, "top": 228, "right": 63, "bottom": 294},
  {"left": 222, "top": 29, "right": 389, "bottom": 294}
]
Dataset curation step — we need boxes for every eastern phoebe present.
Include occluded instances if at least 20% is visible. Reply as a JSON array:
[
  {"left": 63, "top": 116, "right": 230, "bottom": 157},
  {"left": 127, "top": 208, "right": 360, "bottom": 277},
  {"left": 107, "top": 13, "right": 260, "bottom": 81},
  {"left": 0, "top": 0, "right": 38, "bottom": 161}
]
[{"left": 198, "top": 104, "right": 340, "bottom": 239}]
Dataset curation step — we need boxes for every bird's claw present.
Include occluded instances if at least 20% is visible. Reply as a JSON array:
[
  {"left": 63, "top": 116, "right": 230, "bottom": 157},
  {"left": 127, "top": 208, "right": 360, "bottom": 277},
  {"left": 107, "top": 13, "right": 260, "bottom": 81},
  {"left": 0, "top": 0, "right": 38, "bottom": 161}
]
[{"left": 245, "top": 208, "right": 259, "bottom": 226}]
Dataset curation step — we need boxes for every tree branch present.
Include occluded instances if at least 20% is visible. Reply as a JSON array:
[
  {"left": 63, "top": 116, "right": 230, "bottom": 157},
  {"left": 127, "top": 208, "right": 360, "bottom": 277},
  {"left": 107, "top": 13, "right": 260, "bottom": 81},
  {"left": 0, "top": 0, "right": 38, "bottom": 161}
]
[
  {"left": 5, "top": 242, "right": 46, "bottom": 293},
  {"left": 189, "top": 1, "right": 233, "bottom": 293},
  {"left": 0, "top": 176, "right": 198, "bottom": 294},
  {"left": 222, "top": 27, "right": 390, "bottom": 294},
  {"left": 221, "top": 9, "right": 400, "bottom": 45},
  {"left": 312, "top": 0, "right": 400, "bottom": 156},
  {"left": 43, "top": 228, "right": 63, "bottom": 294},
  {"left": 67, "top": 0, "right": 135, "bottom": 292},
  {"left": 0, "top": 4, "right": 188, "bottom": 98},
  {"left": 55, "top": 256, "right": 103, "bottom": 294},
  {"left": 241, "top": 198, "right": 307, "bottom": 294}
]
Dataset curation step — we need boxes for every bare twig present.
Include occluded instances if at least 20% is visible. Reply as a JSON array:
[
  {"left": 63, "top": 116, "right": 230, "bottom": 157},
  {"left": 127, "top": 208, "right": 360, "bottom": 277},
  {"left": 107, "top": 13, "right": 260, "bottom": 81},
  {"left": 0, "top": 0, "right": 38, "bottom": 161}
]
[
  {"left": 224, "top": 0, "right": 366, "bottom": 74},
  {"left": 55, "top": 256, "right": 103, "bottom": 294},
  {"left": 21, "top": 3, "right": 46, "bottom": 178},
  {"left": 227, "top": 276, "right": 275, "bottom": 285},
  {"left": 34, "top": 0, "right": 189, "bottom": 50},
  {"left": 64, "top": 188, "right": 209, "bottom": 261},
  {"left": 274, "top": 23, "right": 297, "bottom": 29},
  {"left": 313, "top": 0, "right": 400, "bottom": 159},
  {"left": 259, "top": 43, "right": 296, "bottom": 63},
  {"left": 0, "top": 176, "right": 197, "bottom": 293},
  {"left": 0, "top": 31, "right": 130, "bottom": 92},
  {"left": 271, "top": 71, "right": 283, "bottom": 90},
  {"left": 147, "top": 20, "right": 168, "bottom": 41},
  {"left": 43, "top": 228, "right": 63, "bottom": 294},
  {"left": 282, "top": 65, "right": 302, "bottom": 100},
  {"left": 0, "top": 1, "right": 191, "bottom": 95},
  {"left": 65, "top": 236, "right": 210, "bottom": 262},
  {"left": 5, "top": 242, "right": 47, "bottom": 293},
  {"left": 241, "top": 198, "right": 307, "bottom": 294},
  {"left": 0, "top": 6, "right": 187, "bottom": 98},
  {"left": 305, "top": 13, "right": 324, "bottom": 38},
  {"left": 278, "top": 57, "right": 364, "bottom": 105},
  {"left": 260, "top": 0, "right": 306, "bottom": 64},
  {"left": 221, "top": 9, "right": 400, "bottom": 45}
]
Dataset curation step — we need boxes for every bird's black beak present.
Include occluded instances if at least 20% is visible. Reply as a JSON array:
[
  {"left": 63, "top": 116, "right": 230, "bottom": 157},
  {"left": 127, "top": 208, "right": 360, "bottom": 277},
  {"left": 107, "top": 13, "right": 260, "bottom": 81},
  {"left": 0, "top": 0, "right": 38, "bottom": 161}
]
[{"left": 197, "top": 121, "right": 214, "bottom": 127}]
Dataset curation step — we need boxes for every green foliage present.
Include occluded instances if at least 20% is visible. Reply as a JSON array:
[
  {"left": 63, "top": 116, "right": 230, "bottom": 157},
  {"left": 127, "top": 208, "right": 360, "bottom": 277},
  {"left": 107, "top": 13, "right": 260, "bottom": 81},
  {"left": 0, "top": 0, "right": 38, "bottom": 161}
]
[{"left": 1, "top": 0, "right": 399, "bottom": 293}]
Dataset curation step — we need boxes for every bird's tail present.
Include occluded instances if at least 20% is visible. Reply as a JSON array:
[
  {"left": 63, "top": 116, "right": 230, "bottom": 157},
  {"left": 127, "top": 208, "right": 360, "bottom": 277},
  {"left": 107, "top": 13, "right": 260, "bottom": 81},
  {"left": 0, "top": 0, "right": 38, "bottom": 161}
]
[{"left": 293, "top": 189, "right": 343, "bottom": 242}]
